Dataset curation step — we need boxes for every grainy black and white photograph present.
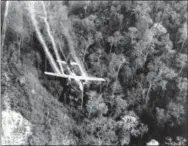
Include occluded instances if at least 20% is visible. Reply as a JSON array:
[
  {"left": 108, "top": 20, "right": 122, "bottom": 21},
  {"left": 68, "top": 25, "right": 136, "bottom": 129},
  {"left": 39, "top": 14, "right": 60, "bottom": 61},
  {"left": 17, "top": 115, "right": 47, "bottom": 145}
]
[{"left": 1, "top": 1, "right": 188, "bottom": 145}]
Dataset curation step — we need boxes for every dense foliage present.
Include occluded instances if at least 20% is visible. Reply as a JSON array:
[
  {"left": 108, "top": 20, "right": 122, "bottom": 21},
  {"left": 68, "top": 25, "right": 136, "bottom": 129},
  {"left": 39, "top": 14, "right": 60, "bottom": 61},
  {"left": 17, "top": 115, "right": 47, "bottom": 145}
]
[{"left": 1, "top": 1, "right": 187, "bottom": 145}]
